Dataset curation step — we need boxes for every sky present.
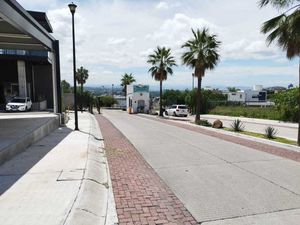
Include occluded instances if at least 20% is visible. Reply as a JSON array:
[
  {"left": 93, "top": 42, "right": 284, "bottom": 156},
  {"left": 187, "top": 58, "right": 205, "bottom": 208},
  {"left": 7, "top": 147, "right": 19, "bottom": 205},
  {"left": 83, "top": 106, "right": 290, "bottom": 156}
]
[{"left": 18, "top": 0, "right": 298, "bottom": 90}]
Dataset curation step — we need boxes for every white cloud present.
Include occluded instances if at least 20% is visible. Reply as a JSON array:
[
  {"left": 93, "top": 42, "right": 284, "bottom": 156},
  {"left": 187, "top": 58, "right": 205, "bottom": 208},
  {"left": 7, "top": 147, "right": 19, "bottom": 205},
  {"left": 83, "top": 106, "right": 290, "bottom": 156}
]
[
  {"left": 16, "top": 0, "right": 295, "bottom": 88},
  {"left": 156, "top": 2, "right": 169, "bottom": 10},
  {"left": 222, "top": 39, "right": 279, "bottom": 60}
]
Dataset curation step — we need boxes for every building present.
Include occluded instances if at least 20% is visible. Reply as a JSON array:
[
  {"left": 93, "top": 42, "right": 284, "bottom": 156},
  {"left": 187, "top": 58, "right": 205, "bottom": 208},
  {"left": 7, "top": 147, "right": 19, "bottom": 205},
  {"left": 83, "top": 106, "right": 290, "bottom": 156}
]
[
  {"left": 113, "top": 95, "right": 126, "bottom": 109},
  {"left": 126, "top": 84, "right": 150, "bottom": 113},
  {"left": 0, "top": 1, "right": 61, "bottom": 112},
  {"left": 227, "top": 91, "right": 246, "bottom": 102},
  {"left": 227, "top": 85, "right": 268, "bottom": 105}
]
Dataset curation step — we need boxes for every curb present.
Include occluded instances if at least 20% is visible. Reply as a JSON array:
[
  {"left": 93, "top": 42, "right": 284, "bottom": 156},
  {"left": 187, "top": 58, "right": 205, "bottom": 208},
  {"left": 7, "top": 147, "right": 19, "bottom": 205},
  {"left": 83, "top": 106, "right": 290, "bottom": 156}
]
[
  {"left": 64, "top": 114, "right": 117, "bottom": 225},
  {"left": 0, "top": 116, "right": 60, "bottom": 165}
]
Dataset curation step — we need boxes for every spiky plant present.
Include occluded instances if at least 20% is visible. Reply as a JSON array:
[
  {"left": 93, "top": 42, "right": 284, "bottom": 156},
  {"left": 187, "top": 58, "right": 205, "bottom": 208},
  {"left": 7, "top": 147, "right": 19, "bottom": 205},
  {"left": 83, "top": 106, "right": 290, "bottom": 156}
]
[
  {"left": 265, "top": 126, "right": 278, "bottom": 139},
  {"left": 231, "top": 119, "right": 245, "bottom": 132}
]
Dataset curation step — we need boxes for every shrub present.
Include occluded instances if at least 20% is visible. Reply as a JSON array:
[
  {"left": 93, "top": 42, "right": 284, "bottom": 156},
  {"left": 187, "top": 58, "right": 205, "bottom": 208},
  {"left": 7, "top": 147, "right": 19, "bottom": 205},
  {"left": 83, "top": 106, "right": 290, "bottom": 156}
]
[
  {"left": 231, "top": 119, "right": 245, "bottom": 132},
  {"left": 273, "top": 88, "right": 298, "bottom": 122},
  {"left": 209, "top": 106, "right": 281, "bottom": 121},
  {"left": 196, "top": 119, "right": 212, "bottom": 127},
  {"left": 265, "top": 126, "right": 278, "bottom": 139}
]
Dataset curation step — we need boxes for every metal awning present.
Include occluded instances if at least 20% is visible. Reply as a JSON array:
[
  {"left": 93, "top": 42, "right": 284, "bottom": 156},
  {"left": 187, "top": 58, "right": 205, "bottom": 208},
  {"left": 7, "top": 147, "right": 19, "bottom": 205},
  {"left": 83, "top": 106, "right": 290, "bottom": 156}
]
[{"left": 0, "top": 0, "right": 55, "bottom": 51}]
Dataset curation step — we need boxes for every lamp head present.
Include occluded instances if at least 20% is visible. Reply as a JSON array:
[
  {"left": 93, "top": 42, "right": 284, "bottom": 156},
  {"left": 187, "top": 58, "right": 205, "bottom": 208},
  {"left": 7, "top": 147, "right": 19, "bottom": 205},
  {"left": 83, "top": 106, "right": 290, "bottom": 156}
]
[{"left": 68, "top": 2, "right": 77, "bottom": 14}]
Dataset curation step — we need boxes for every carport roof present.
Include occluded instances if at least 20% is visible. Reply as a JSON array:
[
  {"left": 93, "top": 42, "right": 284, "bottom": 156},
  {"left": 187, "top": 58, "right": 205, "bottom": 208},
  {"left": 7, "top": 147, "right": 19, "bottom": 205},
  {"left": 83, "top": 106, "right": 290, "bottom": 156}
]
[{"left": 0, "top": 0, "right": 56, "bottom": 51}]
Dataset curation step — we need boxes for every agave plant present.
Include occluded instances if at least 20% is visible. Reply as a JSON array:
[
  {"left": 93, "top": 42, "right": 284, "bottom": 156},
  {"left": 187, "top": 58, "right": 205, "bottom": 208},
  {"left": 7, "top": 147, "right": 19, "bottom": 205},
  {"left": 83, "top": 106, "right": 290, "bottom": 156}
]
[
  {"left": 231, "top": 119, "right": 245, "bottom": 132},
  {"left": 265, "top": 126, "right": 278, "bottom": 139}
]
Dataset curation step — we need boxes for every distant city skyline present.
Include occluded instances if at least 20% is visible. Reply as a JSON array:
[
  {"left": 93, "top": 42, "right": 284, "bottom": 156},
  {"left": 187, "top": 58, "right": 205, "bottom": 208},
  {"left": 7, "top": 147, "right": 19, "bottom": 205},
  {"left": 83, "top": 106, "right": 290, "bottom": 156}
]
[{"left": 18, "top": 0, "right": 298, "bottom": 89}]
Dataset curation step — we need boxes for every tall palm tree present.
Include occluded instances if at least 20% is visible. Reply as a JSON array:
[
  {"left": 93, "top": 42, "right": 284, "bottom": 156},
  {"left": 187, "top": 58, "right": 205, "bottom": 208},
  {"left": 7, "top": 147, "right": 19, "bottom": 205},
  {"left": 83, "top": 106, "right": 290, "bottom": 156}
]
[
  {"left": 182, "top": 28, "right": 221, "bottom": 122},
  {"left": 121, "top": 73, "right": 136, "bottom": 97},
  {"left": 259, "top": 0, "right": 300, "bottom": 144},
  {"left": 76, "top": 66, "right": 89, "bottom": 94},
  {"left": 76, "top": 66, "right": 89, "bottom": 112},
  {"left": 147, "top": 46, "right": 176, "bottom": 116}
]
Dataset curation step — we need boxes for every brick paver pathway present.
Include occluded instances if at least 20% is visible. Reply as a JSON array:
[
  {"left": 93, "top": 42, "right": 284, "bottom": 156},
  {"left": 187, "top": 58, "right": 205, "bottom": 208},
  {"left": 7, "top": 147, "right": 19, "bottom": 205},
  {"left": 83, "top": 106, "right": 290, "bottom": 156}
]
[
  {"left": 95, "top": 115, "right": 198, "bottom": 225},
  {"left": 138, "top": 115, "right": 300, "bottom": 163}
]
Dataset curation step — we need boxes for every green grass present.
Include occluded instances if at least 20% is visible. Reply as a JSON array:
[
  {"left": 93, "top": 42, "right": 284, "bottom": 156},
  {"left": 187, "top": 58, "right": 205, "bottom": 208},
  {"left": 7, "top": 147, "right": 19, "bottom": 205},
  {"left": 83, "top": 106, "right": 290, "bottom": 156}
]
[
  {"left": 224, "top": 127, "right": 297, "bottom": 145},
  {"left": 209, "top": 106, "right": 282, "bottom": 121}
]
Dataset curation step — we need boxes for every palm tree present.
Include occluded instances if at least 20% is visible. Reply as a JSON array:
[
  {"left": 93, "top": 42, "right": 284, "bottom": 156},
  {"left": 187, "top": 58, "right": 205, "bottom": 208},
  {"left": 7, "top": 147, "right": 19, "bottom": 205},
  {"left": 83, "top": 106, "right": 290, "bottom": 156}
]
[
  {"left": 147, "top": 46, "right": 176, "bottom": 116},
  {"left": 182, "top": 28, "right": 221, "bottom": 122},
  {"left": 76, "top": 66, "right": 89, "bottom": 94},
  {"left": 259, "top": 0, "right": 300, "bottom": 144},
  {"left": 76, "top": 66, "right": 89, "bottom": 112},
  {"left": 121, "top": 73, "right": 136, "bottom": 97}
]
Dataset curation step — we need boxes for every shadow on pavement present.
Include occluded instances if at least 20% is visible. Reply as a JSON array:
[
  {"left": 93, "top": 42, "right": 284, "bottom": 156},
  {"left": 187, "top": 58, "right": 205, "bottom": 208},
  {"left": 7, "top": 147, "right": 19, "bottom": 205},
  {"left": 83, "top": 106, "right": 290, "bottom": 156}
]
[{"left": 0, "top": 126, "right": 72, "bottom": 195}]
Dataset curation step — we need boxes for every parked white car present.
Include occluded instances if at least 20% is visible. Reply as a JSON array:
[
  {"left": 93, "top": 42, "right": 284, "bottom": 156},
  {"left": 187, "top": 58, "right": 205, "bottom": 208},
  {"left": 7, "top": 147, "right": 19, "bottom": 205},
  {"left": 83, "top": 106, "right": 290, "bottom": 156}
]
[
  {"left": 6, "top": 97, "right": 32, "bottom": 112},
  {"left": 165, "top": 104, "right": 188, "bottom": 117}
]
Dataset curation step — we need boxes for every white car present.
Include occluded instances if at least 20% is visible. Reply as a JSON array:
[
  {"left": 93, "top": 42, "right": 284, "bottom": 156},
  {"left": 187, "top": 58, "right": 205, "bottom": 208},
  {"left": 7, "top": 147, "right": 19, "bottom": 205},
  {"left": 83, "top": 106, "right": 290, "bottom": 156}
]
[
  {"left": 6, "top": 97, "right": 32, "bottom": 112},
  {"left": 165, "top": 104, "right": 189, "bottom": 117}
]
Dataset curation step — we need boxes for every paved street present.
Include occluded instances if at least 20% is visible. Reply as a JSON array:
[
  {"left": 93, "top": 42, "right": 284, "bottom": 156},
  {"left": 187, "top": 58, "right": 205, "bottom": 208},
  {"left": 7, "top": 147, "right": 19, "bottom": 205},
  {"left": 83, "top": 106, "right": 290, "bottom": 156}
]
[
  {"left": 102, "top": 110, "right": 300, "bottom": 224},
  {"left": 96, "top": 114, "right": 198, "bottom": 225}
]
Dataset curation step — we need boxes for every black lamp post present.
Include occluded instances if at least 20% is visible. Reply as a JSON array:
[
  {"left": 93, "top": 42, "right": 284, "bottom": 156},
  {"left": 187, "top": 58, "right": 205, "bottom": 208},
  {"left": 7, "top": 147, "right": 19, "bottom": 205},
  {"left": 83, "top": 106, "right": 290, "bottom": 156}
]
[
  {"left": 68, "top": 2, "right": 78, "bottom": 130},
  {"left": 192, "top": 73, "right": 194, "bottom": 90}
]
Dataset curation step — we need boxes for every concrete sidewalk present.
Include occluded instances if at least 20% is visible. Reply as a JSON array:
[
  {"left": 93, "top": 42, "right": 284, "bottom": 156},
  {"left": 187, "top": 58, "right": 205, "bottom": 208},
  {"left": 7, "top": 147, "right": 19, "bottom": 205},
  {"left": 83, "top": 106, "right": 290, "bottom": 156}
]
[{"left": 0, "top": 112, "right": 117, "bottom": 225}]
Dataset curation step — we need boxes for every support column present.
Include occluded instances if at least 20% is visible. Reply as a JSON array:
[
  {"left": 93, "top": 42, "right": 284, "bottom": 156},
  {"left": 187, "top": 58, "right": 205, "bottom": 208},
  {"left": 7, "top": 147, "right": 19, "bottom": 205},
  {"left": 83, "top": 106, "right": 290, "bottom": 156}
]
[
  {"left": 54, "top": 40, "right": 62, "bottom": 113},
  {"left": 51, "top": 51, "right": 58, "bottom": 113},
  {"left": 17, "top": 60, "right": 27, "bottom": 97}
]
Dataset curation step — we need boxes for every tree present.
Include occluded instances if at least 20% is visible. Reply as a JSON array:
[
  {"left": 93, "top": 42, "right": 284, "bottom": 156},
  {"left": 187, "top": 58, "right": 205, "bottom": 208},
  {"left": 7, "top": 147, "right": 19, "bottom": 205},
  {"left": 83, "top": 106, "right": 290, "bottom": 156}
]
[
  {"left": 259, "top": 0, "right": 300, "bottom": 144},
  {"left": 273, "top": 88, "right": 298, "bottom": 122},
  {"left": 121, "top": 73, "right": 136, "bottom": 96},
  {"left": 163, "top": 89, "right": 187, "bottom": 106},
  {"left": 76, "top": 66, "right": 89, "bottom": 94},
  {"left": 227, "top": 87, "right": 240, "bottom": 92},
  {"left": 147, "top": 46, "right": 177, "bottom": 116},
  {"left": 76, "top": 66, "right": 89, "bottom": 112},
  {"left": 182, "top": 28, "right": 221, "bottom": 122},
  {"left": 61, "top": 80, "right": 71, "bottom": 93}
]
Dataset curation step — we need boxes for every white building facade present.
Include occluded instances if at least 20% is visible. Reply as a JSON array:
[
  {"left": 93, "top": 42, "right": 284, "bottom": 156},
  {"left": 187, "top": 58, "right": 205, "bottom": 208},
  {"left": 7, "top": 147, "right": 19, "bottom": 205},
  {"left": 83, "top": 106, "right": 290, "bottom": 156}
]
[
  {"left": 227, "top": 85, "right": 267, "bottom": 105},
  {"left": 126, "top": 84, "right": 150, "bottom": 113}
]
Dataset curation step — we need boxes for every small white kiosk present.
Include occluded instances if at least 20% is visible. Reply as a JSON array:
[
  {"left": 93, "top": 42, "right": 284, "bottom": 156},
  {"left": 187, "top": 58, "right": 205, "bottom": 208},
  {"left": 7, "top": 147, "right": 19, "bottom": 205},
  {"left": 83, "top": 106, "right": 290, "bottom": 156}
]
[{"left": 126, "top": 84, "right": 150, "bottom": 114}]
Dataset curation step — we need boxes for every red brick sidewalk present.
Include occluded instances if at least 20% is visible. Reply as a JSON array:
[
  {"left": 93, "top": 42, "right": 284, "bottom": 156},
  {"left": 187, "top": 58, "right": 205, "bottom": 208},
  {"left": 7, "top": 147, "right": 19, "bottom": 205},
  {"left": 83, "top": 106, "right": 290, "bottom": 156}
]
[
  {"left": 138, "top": 115, "right": 300, "bottom": 163},
  {"left": 95, "top": 115, "right": 198, "bottom": 225}
]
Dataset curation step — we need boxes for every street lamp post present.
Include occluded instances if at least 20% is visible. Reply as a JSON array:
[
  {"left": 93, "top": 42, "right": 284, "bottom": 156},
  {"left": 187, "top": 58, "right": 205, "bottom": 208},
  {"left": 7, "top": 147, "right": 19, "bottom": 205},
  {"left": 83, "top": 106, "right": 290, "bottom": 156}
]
[
  {"left": 68, "top": 2, "right": 78, "bottom": 130},
  {"left": 192, "top": 73, "right": 195, "bottom": 90}
]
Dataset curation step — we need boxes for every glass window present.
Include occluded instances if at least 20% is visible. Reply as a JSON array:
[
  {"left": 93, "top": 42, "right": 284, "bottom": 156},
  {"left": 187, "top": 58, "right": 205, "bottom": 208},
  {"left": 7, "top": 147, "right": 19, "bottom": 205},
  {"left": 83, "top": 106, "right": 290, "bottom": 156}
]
[
  {"left": 11, "top": 98, "right": 25, "bottom": 103},
  {"left": 178, "top": 106, "right": 187, "bottom": 109}
]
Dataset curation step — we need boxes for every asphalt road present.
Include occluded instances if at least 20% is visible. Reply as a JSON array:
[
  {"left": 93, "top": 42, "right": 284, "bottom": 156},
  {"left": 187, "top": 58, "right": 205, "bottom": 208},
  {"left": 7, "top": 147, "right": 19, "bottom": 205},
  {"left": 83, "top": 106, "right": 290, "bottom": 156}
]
[{"left": 103, "top": 110, "right": 300, "bottom": 225}]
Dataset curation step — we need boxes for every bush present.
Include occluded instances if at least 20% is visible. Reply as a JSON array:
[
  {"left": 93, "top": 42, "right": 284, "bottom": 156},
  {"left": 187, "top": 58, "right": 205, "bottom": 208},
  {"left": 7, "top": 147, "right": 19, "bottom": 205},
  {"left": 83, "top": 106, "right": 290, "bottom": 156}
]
[
  {"left": 209, "top": 106, "right": 281, "bottom": 121},
  {"left": 273, "top": 88, "right": 298, "bottom": 122},
  {"left": 196, "top": 119, "right": 212, "bottom": 127},
  {"left": 265, "top": 126, "right": 278, "bottom": 139},
  {"left": 231, "top": 119, "right": 245, "bottom": 132}
]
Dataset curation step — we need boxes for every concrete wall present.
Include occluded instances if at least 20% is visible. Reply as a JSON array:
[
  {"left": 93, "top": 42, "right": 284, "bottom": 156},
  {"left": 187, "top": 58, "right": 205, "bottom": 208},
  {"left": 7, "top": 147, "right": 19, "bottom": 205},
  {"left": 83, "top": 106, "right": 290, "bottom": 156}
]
[{"left": 228, "top": 92, "right": 245, "bottom": 102}]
